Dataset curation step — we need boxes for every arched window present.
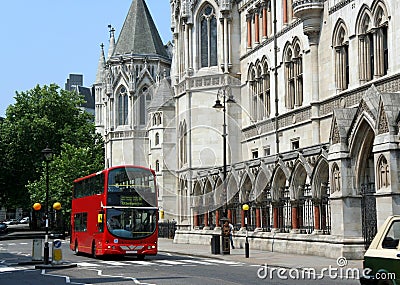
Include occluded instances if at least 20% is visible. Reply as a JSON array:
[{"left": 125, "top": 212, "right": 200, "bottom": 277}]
[
  {"left": 333, "top": 21, "right": 349, "bottom": 91},
  {"left": 256, "top": 65, "right": 263, "bottom": 120},
  {"left": 155, "top": 133, "right": 160, "bottom": 145},
  {"left": 378, "top": 155, "right": 390, "bottom": 189},
  {"left": 200, "top": 4, "right": 217, "bottom": 68},
  {"left": 155, "top": 160, "right": 160, "bottom": 172},
  {"left": 117, "top": 86, "right": 128, "bottom": 125},
  {"left": 153, "top": 114, "right": 157, "bottom": 126},
  {"left": 284, "top": 41, "right": 303, "bottom": 109},
  {"left": 358, "top": 4, "right": 388, "bottom": 83},
  {"left": 157, "top": 113, "right": 162, "bottom": 125},
  {"left": 139, "top": 87, "right": 150, "bottom": 125},
  {"left": 248, "top": 66, "right": 257, "bottom": 121},
  {"left": 179, "top": 121, "right": 187, "bottom": 166},
  {"left": 263, "top": 61, "right": 271, "bottom": 117}
]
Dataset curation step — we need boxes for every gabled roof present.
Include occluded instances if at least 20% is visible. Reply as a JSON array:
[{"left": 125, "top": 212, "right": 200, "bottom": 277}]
[
  {"left": 113, "top": 0, "right": 168, "bottom": 58},
  {"left": 148, "top": 77, "right": 174, "bottom": 111}
]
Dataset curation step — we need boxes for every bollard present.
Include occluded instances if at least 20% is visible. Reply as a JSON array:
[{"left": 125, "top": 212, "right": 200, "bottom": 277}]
[
  {"left": 32, "top": 239, "right": 43, "bottom": 261},
  {"left": 52, "top": 239, "right": 63, "bottom": 264}
]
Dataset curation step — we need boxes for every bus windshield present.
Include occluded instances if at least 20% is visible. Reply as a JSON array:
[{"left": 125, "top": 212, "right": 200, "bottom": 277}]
[
  {"left": 106, "top": 167, "right": 157, "bottom": 239},
  {"left": 106, "top": 208, "right": 157, "bottom": 239},
  {"left": 107, "top": 167, "right": 156, "bottom": 207}
]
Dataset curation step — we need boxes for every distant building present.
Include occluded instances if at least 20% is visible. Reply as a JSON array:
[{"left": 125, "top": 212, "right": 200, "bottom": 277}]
[
  {"left": 65, "top": 74, "right": 83, "bottom": 91},
  {"left": 65, "top": 74, "right": 95, "bottom": 116}
]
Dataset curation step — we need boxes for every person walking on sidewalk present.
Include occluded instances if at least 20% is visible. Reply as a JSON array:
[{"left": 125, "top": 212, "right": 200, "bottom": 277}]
[{"left": 229, "top": 221, "right": 235, "bottom": 249}]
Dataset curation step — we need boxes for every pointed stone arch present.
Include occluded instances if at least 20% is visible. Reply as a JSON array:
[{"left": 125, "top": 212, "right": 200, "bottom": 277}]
[
  {"left": 290, "top": 162, "right": 308, "bottom": 200},
  {"left": 271, "top": 166, "right": 288, "bottom": 202},
  {"left": 311, "top": 159, "right": 330, "bottom": 199},
  {"left": 349, "top": 118, "right": 376, "bottom": 190},
  {"left": 252, "top": 167, "right": 272, "bottom": 203},
  {"left": 239, "top": 172, "right": 253, "bottom": 203}
]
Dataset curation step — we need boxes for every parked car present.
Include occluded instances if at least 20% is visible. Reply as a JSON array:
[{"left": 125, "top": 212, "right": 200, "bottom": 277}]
[
  {"left": 4, "top": 219, "right": 18, "bottom": 225},
  {"left": 0, "top": 222, "right": 7, "bottom": 234},
  {"left": 19, "top": 217, "right": 30, "bottom": 224},
  {"left": 360, "top": 215, "right": 400, "bottom": 285}
]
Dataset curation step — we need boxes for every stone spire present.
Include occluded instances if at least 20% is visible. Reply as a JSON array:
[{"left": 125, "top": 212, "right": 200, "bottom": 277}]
[
  {"left": 95, "top": 43, "right": 106, "bottom": 84},
  {"left": 113, "top": 0, "right": 168, "bottom": 58},
  {"left": 107, "top": 25, "right": 116, "bottom": 59}
]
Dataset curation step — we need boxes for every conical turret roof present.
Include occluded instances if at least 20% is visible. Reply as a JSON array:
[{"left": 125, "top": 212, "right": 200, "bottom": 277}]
[
  {"left": 114, "top": 0, "right": 168, "bottom": 58},
  {"left": 95, "top": 43, "right": 106, "bottom": 84}
]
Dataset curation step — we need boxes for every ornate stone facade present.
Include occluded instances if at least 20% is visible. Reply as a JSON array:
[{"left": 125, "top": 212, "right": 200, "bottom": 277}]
[{"left": 96, "top": 0, "right": 400, "bottom": 258}]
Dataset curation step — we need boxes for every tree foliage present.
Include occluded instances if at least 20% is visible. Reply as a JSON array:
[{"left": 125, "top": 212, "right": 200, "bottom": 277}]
[
  {"left": 0, "top": 84, "right": 104, "bottom": 212},
  {"left": 27, "top": 143, "right": 104, "bottom": 225}
]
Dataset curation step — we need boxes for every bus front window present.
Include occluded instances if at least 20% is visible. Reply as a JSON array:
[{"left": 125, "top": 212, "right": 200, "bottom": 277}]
[{"left": 106, "top": 208, "right": 156, "bottom": 239}]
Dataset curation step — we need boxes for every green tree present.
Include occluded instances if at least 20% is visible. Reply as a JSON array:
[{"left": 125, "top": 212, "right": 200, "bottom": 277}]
[
  {"left": 0, "top": 84, "right": 104, "bottom": 211},
  {"left": 27, "top": 143, "right": 104, "bottom": 229}
]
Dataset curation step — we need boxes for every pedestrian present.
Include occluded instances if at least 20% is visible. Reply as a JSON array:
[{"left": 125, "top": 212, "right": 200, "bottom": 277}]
[{"left": 229, "top": 221, "right": 235, "bottom": 249}]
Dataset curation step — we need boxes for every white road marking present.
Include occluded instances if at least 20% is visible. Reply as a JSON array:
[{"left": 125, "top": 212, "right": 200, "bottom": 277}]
[
  {"left": 154, "top": 260, "right": 189, "bottom": 265},
  {"left": 125, "top": 260, "right": 155, "bottom": 266},
  {"left": 178, "top": 259, "right": 214, "bottom": 265},
  {"left": 77, "top": 262, "right": 100, "bottom": 267},
  {"left": 202, "top": 259, "right": 242, "bottom": 265},
  {"left": 99, "top": 260, "right": 126, "bottom": 266}
]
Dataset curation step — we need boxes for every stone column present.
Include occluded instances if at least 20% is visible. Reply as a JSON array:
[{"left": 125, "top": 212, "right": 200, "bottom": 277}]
[
  {"left": 223, "top": 15, "right": 229, "bottom": 73},
  {"left": 228, "top": 209, "right": 232, "bottom": 222},
  {"left": 272, "top": 204, "right": 279, "bottom": 232},
  {"left": 328, "top": 144, "right": 362, "bottom": 237},
  {"left": 215, "top": 210, "right": 220, "bottom": 229},
  {"left": 255, "top": 207, "right": 262, "bottom": 231},
  {"left": 291, "top": 202, "right": 300, "bottom": 233},
  {"left": 193, "top": 211, "right": 199, "bottom": 229},
  {"left": 262, "top": 3, "right": 267, "bottom": 39},
  {"left": 254, "top": 10, "right": 260, "bottom": 44},
  {"left": 283, "top": 0, "right": 288, "bottom": 24},
  {"left": 203, "top": 212, "right": 210, "bottom": 230},
  {"left": 246, "top": 14, "right": 252, "bottom": 49}
]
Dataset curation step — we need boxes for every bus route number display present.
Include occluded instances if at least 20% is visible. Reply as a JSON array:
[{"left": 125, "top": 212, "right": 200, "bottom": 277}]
[{"left": 120, "top": 195, "right": 144, "bottom": 206}]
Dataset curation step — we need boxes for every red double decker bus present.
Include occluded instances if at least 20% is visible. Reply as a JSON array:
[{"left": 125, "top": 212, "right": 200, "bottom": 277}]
[{"left": 70, "top": 165, "right": 158, "bottom": 258}]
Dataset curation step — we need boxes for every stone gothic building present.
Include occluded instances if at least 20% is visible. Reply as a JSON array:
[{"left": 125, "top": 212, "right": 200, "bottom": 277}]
[
  {"left": 95, "top": 0, "right": 400, "bottom": 258},
  {"left": 94, "top": 0, "right": 176, "bottom": 219}
]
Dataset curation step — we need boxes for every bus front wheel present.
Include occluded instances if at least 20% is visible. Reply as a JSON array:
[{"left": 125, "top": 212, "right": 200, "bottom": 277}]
[
  {"left": 74, "top": 240, "right": 79, "bottom": 255},
  {"left": 92, "top": 241, "right": 97, "bottom": 259}
]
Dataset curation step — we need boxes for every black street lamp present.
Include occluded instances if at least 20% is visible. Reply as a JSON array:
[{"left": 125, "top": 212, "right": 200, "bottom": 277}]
[
  {"left": 41, "top": 146, "right": 53, "bottom": 265},
  {"left": 213, "top": 85, "right": 235, "bottom": 219},
  {"left": 243, "top": 203, "right": 250, "bottom": 258}
]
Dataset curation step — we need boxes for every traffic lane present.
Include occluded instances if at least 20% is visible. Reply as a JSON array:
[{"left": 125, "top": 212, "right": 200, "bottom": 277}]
[{"left": 0, "top": 269, "right": 71, "bottom": 285}]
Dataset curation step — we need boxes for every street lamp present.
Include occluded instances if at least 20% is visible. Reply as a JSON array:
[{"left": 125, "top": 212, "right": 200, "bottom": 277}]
[
  {"left": 213, "top": 85, "right": 235, "bottom": 219},
  {"left": 242, "top": 203, "right": 249, "bottom": 258},
  {"left": 41, "top": 146, "right": 53, "bottom": 265}
]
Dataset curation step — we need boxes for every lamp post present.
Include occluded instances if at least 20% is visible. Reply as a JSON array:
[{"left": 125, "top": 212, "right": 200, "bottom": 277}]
[
  {"left": 242, "top": 203, "right": 249, "bottom": 258},
  {"left": 41, "top": 146, "right": 53, "bottom": 265},
  {"left": 213, "top": 85, "right": 235, "bottom": 219}
]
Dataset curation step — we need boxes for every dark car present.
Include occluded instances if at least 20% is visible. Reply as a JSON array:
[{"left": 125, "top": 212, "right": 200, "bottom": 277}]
[{"left": 0, "top": 222, "right": 8, "bottom": 234}]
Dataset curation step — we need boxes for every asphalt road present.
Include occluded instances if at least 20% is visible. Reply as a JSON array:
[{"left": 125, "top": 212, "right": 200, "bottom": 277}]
[{"left": 0, "top": 238, "right": 361, "bottom": 285}]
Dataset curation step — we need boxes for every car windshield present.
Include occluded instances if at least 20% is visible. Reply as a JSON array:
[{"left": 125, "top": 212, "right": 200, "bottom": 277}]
[{"left": 106, "top": 208, "right": 157, "bottom": 239}]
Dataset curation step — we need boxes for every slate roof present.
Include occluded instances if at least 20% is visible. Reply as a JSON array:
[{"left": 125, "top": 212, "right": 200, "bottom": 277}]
[
  {"left": 113, "top": 0, "right": 168, "bottom": 58},
  {"left": 148, "top": 77, "right": 174, "bottom": 111},
  {"left": 77, "top": 86, "right": 95, "bottom": 109}
]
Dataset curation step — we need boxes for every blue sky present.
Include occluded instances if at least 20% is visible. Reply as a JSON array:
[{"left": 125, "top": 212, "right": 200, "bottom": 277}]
[{"left": 0, "top": 0, "right": 171, "bottom": 117}]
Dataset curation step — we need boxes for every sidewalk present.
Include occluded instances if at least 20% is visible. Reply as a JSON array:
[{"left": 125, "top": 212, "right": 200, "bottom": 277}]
[{"left": 158, "top": 238, "right": 363, "bottom": 271}]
